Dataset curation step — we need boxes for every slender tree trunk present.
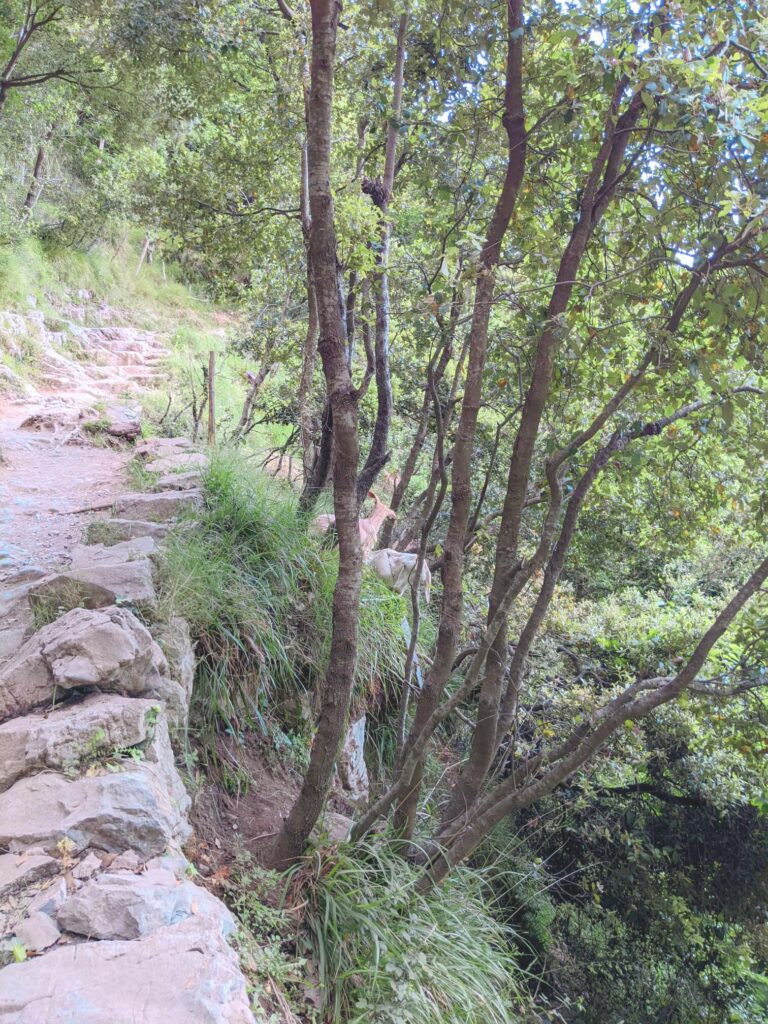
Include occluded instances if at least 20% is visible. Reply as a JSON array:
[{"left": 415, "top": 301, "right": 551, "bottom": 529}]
[
  {"left": 23, "top": 122, "right": 56, "bottom": 212},
  {"left": 379, "top": 273, "right": 464, "bottom": 548},
  {"left": 271, "top": 0, "right": 362, "bottom": 867},
  {"left": 442, "top": 80, "right": 645, "bottom": 825},
  {"left": 392, "top": 0, "right": 527, "bottom": 837},
  {"left": 356, "top": 12, "right": 408, "bottom": 502},
  {"left": 207, "top": 351, "right": 216, "bottom": 445}
]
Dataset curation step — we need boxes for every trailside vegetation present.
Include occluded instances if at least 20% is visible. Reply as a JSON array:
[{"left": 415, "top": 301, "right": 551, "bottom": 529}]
[{"left": 2, "top": 0, "right": 767, "bottom": 1020}]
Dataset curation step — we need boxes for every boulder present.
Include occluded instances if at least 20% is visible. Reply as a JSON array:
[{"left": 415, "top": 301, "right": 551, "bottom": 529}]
[
  {"left": 57, "top": 871, "right": 234, "bottom": 941},
  {"left": 14, "top": 911, "right": 60, "bottom": 952},
  {"left": 82, "top": 519, "right": 169, "bottom": 544},
  {"left": 149, "top": 470, "right": 202, "bottom": 492},
  {"left": 0, "top": 756, "right": 191, "bottom": 857},
  {"left": 0, "top": 852, "right": 57, "bottom": 900},
  {"left": 0, "top": 606, "right": 173, "bottom": 721},
  {"left": 28, "top": 560, "right": 156, "bottom": 614},
  {"left": 69, "top": 536, "right": 157, "bottom": 568},
  {"left": 0, "top": 695, "right": 161, "bottom": 792},
  {"left": 144, "top": 452, "right": 207, "bottom": 475},
  {"left": 114, "top": 490, "right": 203, "bottom": 523},
  {"left": 81, "top": 404, "right": 141, "bottom": 442},
  {"left": 135, "top": 437, "right": 193, "bottom": 459},
  {"left": 0, "top": 914, "right": 254, "bottom": 1023}
]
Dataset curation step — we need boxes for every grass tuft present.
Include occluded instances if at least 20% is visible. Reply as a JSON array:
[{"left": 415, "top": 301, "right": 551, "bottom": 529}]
[{"left": 288, "top": 841, "right": 531, "bottom": 1024}]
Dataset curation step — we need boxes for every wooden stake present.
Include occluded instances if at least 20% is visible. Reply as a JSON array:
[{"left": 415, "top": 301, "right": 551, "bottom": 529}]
[{"left": 207, "top": 350, "right": 216, "bottom": 445}]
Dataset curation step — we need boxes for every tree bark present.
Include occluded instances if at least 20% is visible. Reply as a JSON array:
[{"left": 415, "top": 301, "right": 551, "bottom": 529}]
[
  {"left": 271, "top": 0, "right": 363, "bottom": 867},
  {"left": 356, "top": 11, "right": 409, "bottom": 503},
  {"left": 22, "top": 121, "right": 56, "bottom": 212},
  {"left": 442, "top": 79, "right": 646, "bottom": 824},
  {"left": 392, "top": 0, "right": 527, "bottom": 837}
]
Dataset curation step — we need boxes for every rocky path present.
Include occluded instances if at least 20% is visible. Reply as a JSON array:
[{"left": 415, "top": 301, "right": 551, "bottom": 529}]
[{"left": 0, "top": 309, "right": 256, "bottom": 1022}]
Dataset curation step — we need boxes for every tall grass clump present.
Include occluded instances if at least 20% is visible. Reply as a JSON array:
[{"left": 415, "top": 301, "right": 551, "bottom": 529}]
[
  {"left": 290, "top": 842, "right": 531, "bottom": 1024},
  {"left": 158, "top": 453, "right": 320, "bottom": 745},
  {"left": 158, "top": 452, "right": 420, "bottom": 763}
]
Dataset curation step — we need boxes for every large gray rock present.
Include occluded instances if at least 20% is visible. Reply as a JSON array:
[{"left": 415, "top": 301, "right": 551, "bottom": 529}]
[
  {"left": 28, "top": 560, "right": 156, "bottom": 614},
  {"left": 114, "top": 490, "right": 203, "bottom": 523},
  {"left": 14, "top": 911, "right": 60, "bottom": 952},
  {"left": 135, "top": 437, "right": 193, "bottom": 459},
  {"left": 57, "top": 870, "right": 233, "bottom": 940},
  {"left": 0, "top": 695, "right": 161, "bottom": 792},
  {"left": 69, "top": 536, "right": 157, "bottom": 569},
  {"left": 150, "top": 470, "right": 202, "bottom": 492},
  {"left": 0, "top": 755, "right": 190, "bottom": 856},
  {"left": 0, "top": 915, "right": 254, "bottom": 1023},
  {"left": 0, "top": 852, "right": 57, "bottom": 900},
  {"left": 154, "top": 617, "right": 195, "bottom": 709},
  {"left": 0, "top": 606, "right": 176, "bottom": 721},
  {"left": 144, "top": 452, "right": 207, "bottom": 475},
  {"left": 82, "top": 519, "right": 169, "bottom": 544}
]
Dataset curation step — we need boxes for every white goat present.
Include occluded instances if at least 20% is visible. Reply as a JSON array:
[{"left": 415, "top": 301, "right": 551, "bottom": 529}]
[{"left": 367, "top": 548, "right": 432, "bottom": 604}]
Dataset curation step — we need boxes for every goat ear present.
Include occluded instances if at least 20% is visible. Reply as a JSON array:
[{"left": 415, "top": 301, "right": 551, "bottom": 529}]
[{"left": 367, "top": 490, "right": 377, "bottom": 500}]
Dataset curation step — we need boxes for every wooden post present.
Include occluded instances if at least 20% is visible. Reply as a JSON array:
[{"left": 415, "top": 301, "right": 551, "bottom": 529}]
[{"left": 207, "top": 351, "right": 216, "bottom": 445}]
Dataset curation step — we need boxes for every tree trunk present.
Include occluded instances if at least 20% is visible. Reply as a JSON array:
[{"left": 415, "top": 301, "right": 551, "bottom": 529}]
[
  {"left": 270, "top": 0, "right": 362, "bottom": 867},
  {"left": 22, "top": 122, "right": 56, "bottom": 212},
  {"left": 356, "top": 12, "right": 408, "bottom": 503},
  {"left": 392, "top": 0, "right": 527, "bottom": 837},
  {"left": 442, "top": 80, "right": 645, "bottom": 825}
]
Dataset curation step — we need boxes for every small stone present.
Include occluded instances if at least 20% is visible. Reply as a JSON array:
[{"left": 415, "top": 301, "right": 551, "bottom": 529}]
[
  {"left": 15, "top": 911, "right": 60, "bottom": 951},
  {"left": 111, "top": 850, "right": 141, "bottom": 872},
  {"left": 26, "top": 877, "right": 67, "bottom": 917},
  {"left": 72, "top": 852, "right": 102, "bottom": 880}
]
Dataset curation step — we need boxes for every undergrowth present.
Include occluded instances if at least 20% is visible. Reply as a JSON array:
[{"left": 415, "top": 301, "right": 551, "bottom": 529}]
[
  {"left": 156, "top": 452, "right": 417, "bottom": 770},
  {"left": 288, "top": 842, "right": 531, "bottom": 1024}
]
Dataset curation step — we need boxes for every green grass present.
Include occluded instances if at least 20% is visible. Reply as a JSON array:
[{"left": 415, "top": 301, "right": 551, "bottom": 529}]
[
  {"left": 156, "top": 452, "right": 425, "bottom": 769},
  {"left": 288, "top": 842, "right": 531, "bottom": 1024}
]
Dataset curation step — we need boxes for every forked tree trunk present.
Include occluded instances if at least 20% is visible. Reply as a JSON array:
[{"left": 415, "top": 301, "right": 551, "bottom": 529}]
[
  {"left": 392, "top": 0, "right": 527, "bottom": 838},
  {"left": 356, "top": 12, "right": 408, "bottom": 502},
  {"left": 270, "top": 0, "right": 362, "bottom": 867}
]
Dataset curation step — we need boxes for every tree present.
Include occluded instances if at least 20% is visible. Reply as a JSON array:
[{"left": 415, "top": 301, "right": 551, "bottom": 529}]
[{"left": 269, "top": 0, "right": 364, "bottom": 867}]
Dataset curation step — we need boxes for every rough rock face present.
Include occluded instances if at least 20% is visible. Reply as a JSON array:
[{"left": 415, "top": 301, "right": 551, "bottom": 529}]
[
  {"left": 83, "top": 518, "right": 170, "bottom": 544},
  {"left": 0, "top": 915, "right": 253, "bottom": 1024},
  {"left": 135, "top": 437, "right": 193, "bottom": 459},
  {"left": 0, "top": 756, "right": 191, "bottom": 856},
  {"left": 69, "top": 535, "right": 157, "bottom": 568},
  {"left": 0, "top": 606, "right": 174, "bottom": 721},
  {"left": 0, "top": 694, "right": 160, "bottom": 791},
  {"left": 0, "top": 430, "right": 252, "bottom": 1020},
  {"left": 114, "top": 489, "right": 203, "bottom": 522},
  {"left": 28, "top": 559, "right": 156, "bottom": 613},
  {"left": 57, "top": 869, "right": 234, "bottom": 940},
  {"left": 144, "top": 452, "right": 207, "bottom": 475}
]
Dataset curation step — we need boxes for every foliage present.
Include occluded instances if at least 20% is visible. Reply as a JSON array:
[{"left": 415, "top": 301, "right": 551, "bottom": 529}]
[
  {"left": 157, "top": 453, "right": 419, "bottom": 760},
  {"left": 289, "top": 842, "right": 531, "bottom": 1024}
]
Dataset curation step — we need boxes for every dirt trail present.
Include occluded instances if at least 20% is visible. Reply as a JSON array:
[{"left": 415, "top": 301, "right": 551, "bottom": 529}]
[{"left": 0, "top": 317, "right": 168, "bottom": 579}]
